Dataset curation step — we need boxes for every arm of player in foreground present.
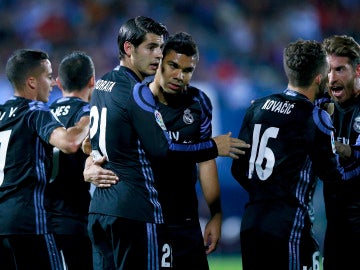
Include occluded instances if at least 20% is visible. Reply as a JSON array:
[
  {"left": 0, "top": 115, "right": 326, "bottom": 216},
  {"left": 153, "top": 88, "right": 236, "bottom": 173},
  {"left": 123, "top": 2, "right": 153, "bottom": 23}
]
[
  {"left": 198, "top": 159, "right": 222, "bottom": 255},
  {"left": 83, "top": 155, "right": 119, "bottom": 187}
]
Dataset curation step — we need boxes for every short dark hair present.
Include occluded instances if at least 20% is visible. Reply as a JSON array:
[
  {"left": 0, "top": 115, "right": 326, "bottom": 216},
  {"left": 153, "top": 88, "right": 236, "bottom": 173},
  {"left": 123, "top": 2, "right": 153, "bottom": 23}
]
[
  {"left": 58, "top": 51, "right": 95, "bottom": 92},
  {"left": 323, "top": 35, "right": 360, "bottom": 68},
  {"left": 117, "top": 16, "right": 168, "bottom": 60},
  {"left": 6, "top": 49, "right": 49, "bottom": 90},
  {"left": 162, "top": 32, "right": 199, "bottom": 61},
  {"left": 283, "top": 40, "right": 327, "bottom": 87}
]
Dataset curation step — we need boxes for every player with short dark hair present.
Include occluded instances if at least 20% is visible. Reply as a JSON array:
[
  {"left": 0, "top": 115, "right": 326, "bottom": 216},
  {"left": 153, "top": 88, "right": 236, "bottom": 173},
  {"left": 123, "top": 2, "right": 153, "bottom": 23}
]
[
  {"left": 231, "top": 40, "right": 345, "bottom": 270},
  {"left": 146, "top": 31, "right": 227, "bottom": 269},
  {"left": 86, "top": 16, "right": 247, "bottom": 269},
  {"left": 48, "top": 51, "right": 95, "bottom": 269},
  {"left": 0, "top": 49, "right": 89, "bottom": 269}
]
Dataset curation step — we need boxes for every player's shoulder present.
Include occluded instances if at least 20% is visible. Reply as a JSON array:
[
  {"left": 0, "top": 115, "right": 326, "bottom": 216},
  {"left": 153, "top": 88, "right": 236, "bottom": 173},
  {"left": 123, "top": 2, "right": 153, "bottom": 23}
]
[
  {"left": 186, "top": 85, "right": 207, "bottom": 98},
  {"left": 50, "top": 97, "right": 88, "bottom": 110},
  {"left": 132, "top": 82, "right": 156, "bottom": 112},
  {"left": 27, "top": 99, "right": 50, "bottom": 111},
  {"left": 248, "top": 93, "right": 280, "bottom": 108},
  {"left": 312, "top": 105, "right": 334, "bottom": 134},
  {"left": 96, "top": 66, "right": 138, "bottom": 91},
  {"left": 6, "top": 96, "right": 46, "bottom": 109},
  {"left": 185, "top": 85, "right": 212, "bottom": 106}
]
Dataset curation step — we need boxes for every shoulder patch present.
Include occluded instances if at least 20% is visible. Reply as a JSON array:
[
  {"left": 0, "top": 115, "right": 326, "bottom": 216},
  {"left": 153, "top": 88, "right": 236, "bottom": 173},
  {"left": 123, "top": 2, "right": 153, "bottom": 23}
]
[{"left": 154, "top": 110, "right": 167, "bottom": 130}]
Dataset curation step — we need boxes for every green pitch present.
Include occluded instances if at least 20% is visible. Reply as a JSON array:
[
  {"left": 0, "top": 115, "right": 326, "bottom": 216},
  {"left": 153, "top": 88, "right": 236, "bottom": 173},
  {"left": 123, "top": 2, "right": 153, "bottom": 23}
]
[
  {"left": 208, "top": 255, "right": 242, "bottom": 270},
  {"left": 208, "top": 255, "right": 324, "bottom": 270}
]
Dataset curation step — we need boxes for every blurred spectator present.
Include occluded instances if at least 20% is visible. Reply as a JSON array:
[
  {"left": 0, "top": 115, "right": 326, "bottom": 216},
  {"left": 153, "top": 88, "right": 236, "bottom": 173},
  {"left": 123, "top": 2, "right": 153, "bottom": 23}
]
[{"left": 1, "top": 0, "right": 360, "bottom": 106}]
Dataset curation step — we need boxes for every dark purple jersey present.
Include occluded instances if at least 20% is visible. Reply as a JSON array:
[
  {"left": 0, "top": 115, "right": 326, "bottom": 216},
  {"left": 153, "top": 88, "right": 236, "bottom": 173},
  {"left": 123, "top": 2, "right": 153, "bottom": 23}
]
[
  {"left": 47, "top": 97, "right": 90, "bottom": 235},
  {"left": 231, "top": 89, "right": 344, "bottom": 238},
  {"left": 152, "top": 85, "right": 213, "bottom": 224},
  {"left": 0, "top": 96, "right": 63, "bottom": 234},
  {"left": 89, "top": 66, "right": 217, "bottom": 223}
]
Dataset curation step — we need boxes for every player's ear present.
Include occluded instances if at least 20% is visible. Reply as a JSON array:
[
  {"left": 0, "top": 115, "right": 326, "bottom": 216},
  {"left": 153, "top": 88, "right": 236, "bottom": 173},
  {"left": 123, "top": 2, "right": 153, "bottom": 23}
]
[
  {"left": 88, "top": 75, "right": 95, "bottom": 88},
  {"left": 124, "top": 41, "right": 133, "bottom": 57},
  {"left": 27, "top": 77, "right": 37, "bottom": 90},
  {"left": 355, "top": 63, "right": 360, "bottom": 77},
  {"left": 314, "top": 74, "right": 322, "bottom": 85},
  {"left": 56, "top": 77, "right": 64, "bottom": 91}
]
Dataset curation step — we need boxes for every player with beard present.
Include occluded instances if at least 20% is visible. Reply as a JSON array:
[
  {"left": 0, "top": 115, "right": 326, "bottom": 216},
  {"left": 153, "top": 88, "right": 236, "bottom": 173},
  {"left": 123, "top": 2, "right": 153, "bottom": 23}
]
[
  {"left": 322, "top": 35, "right": 360, "bottom": 270},
  {"left": 231, "top": 40, "right": 346, "bottom": 270}
]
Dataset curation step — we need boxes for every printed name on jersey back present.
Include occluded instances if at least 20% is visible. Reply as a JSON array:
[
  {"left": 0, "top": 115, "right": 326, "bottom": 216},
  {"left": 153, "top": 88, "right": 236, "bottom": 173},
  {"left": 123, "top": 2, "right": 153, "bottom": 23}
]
[
  {"left": 261, "top": 99, "right": 295, "bottom": 114},
  {"left": 95, "top": 79, "right": 116, "bottom": 92},
  {"left": 0, "top": 107, "right": 18, "bottom": 120},
  {"left": 51, "top": 105, "right": 70, "bottom": 117}
]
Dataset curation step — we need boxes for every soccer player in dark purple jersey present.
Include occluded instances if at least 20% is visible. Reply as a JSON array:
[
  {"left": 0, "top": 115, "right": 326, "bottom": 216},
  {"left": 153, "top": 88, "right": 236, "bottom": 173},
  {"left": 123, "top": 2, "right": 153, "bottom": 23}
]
[
  {"left": 322, "top": 35, "right": 360, "bottom": 270},
  {"left": 84, "top": 16, "right": 249, "bottom": 270},
  {"left": 231, "top": 40, "right": 346, "bottom": 270},
  {"left": 0, "top": 49, "right": 89, "bottom": 269},
  {"left": 145, "top": 31, "right": 224, "bottom": 269},
  {"left": 48, "top": 51, "right": 95, "bottom": 270}
]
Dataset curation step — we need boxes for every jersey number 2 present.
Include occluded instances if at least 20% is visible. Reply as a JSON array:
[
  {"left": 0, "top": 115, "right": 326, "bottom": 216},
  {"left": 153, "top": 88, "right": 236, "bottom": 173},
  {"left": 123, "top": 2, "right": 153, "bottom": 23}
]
[
  {"left": 248, "top": 124, "right": 279, "bottom": 180},
  {"left": 161, "top": 243, "right": 172, "bottom": 268}
]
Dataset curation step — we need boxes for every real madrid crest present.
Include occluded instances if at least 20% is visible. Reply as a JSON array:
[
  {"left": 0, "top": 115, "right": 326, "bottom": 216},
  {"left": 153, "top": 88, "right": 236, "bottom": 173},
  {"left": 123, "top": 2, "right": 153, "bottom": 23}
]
[
  {"left": 183, "top": 109, "right": 194, "bottom": 125},
  {"left": 353, "top": 116, "right": 360, "bottom": 133}
]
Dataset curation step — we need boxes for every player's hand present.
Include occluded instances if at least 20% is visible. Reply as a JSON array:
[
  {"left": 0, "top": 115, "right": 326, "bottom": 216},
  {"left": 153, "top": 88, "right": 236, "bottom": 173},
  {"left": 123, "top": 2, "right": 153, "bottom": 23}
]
[
  {"left": 213, "top": 132, "right": 250, "bottom": 159},
  {"left": 83, "top": 155, "right": 119, "bottom": 187},
  {"left": 203, "top": 212, "right": 221, "bottom": 255},
  {"left": 335, "top": 141, "right": 352, "bottom": 159},
  {"left": 82, "top": 136, "right": 92, "bottom": 155}
]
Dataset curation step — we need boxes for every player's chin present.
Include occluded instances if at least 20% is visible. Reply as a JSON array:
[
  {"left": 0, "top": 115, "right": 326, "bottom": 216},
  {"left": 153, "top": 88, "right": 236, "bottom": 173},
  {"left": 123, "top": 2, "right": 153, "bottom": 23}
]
[
  {"left": 41, "top": 97, "right": 49, "bottom": 103},
  {"left": 148, "top": 65, "right": 159, "bottom": 73}
]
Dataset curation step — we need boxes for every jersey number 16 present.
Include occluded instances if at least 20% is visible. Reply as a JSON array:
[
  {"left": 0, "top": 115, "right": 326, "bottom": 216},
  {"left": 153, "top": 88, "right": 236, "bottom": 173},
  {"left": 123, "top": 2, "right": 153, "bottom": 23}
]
[{"left": 248, "top": 124, "right": 279, "bottom": 181}]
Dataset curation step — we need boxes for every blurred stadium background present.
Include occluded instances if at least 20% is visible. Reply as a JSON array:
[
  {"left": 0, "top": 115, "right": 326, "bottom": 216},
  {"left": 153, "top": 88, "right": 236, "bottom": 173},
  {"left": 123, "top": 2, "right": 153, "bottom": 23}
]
[{"left": 1, "top": 0, "right": 359, "bottom": 268}]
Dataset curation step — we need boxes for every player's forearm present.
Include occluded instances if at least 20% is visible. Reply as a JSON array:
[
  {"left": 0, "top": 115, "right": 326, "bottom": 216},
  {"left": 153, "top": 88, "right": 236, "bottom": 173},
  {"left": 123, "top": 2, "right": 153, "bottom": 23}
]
[
  {"left": 50, "top": 116, "right": 89, "bottom": 153},
  {"left": 209, "top": 197, "right": 222, "bottom": 218},
  {"left": 198, "top": 159, "right": 222, "bottom": 217}
]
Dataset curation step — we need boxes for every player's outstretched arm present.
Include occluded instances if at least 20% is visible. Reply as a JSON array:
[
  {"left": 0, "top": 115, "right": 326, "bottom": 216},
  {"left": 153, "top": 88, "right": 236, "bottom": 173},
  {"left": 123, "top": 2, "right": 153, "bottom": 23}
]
[
  {"left": 213, "top": 132, "right": 250, "bottom": 159},
  {"left": 50, "top": 116, "right": 90, "bottom": 154}
]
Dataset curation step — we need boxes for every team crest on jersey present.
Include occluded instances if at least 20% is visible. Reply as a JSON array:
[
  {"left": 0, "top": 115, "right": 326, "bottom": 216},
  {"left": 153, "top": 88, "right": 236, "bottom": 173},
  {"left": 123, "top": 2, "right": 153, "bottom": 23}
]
[
  {"left": 353, "top": 116, "right": 360, "bottom": 133},
  {"left": 155, "top": 110, "right": 167, "bottom": 130},
  {"left": 183, "top": 109, "right": 194, "bottom": 125}
]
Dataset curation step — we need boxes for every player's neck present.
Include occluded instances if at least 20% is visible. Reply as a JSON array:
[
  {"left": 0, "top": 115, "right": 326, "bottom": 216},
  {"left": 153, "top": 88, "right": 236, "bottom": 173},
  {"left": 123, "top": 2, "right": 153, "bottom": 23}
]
[
  {"left": 120, "top": 60, "right": 145, "bottom": 82},
  {"left": 63, "top": 90, "right": 90, "bottom": 102},
  {"left": 14, "top": 88, "right": 37, "bottom": 101},
  {"left": 288, "top": 84, "right": 316, "bottom": 103},
  {"left": 149, "top": 81, "right": 167, "bottom": 105}
]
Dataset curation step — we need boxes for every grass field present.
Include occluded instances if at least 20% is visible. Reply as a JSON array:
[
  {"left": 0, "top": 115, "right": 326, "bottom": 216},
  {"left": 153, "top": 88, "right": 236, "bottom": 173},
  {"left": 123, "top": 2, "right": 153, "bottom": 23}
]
[
  {"left": 208, "top": 255, "right": 242, "bottom": 270},
  {"left": 208, "top": 255, "right": 324, "bottom": 270}
]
